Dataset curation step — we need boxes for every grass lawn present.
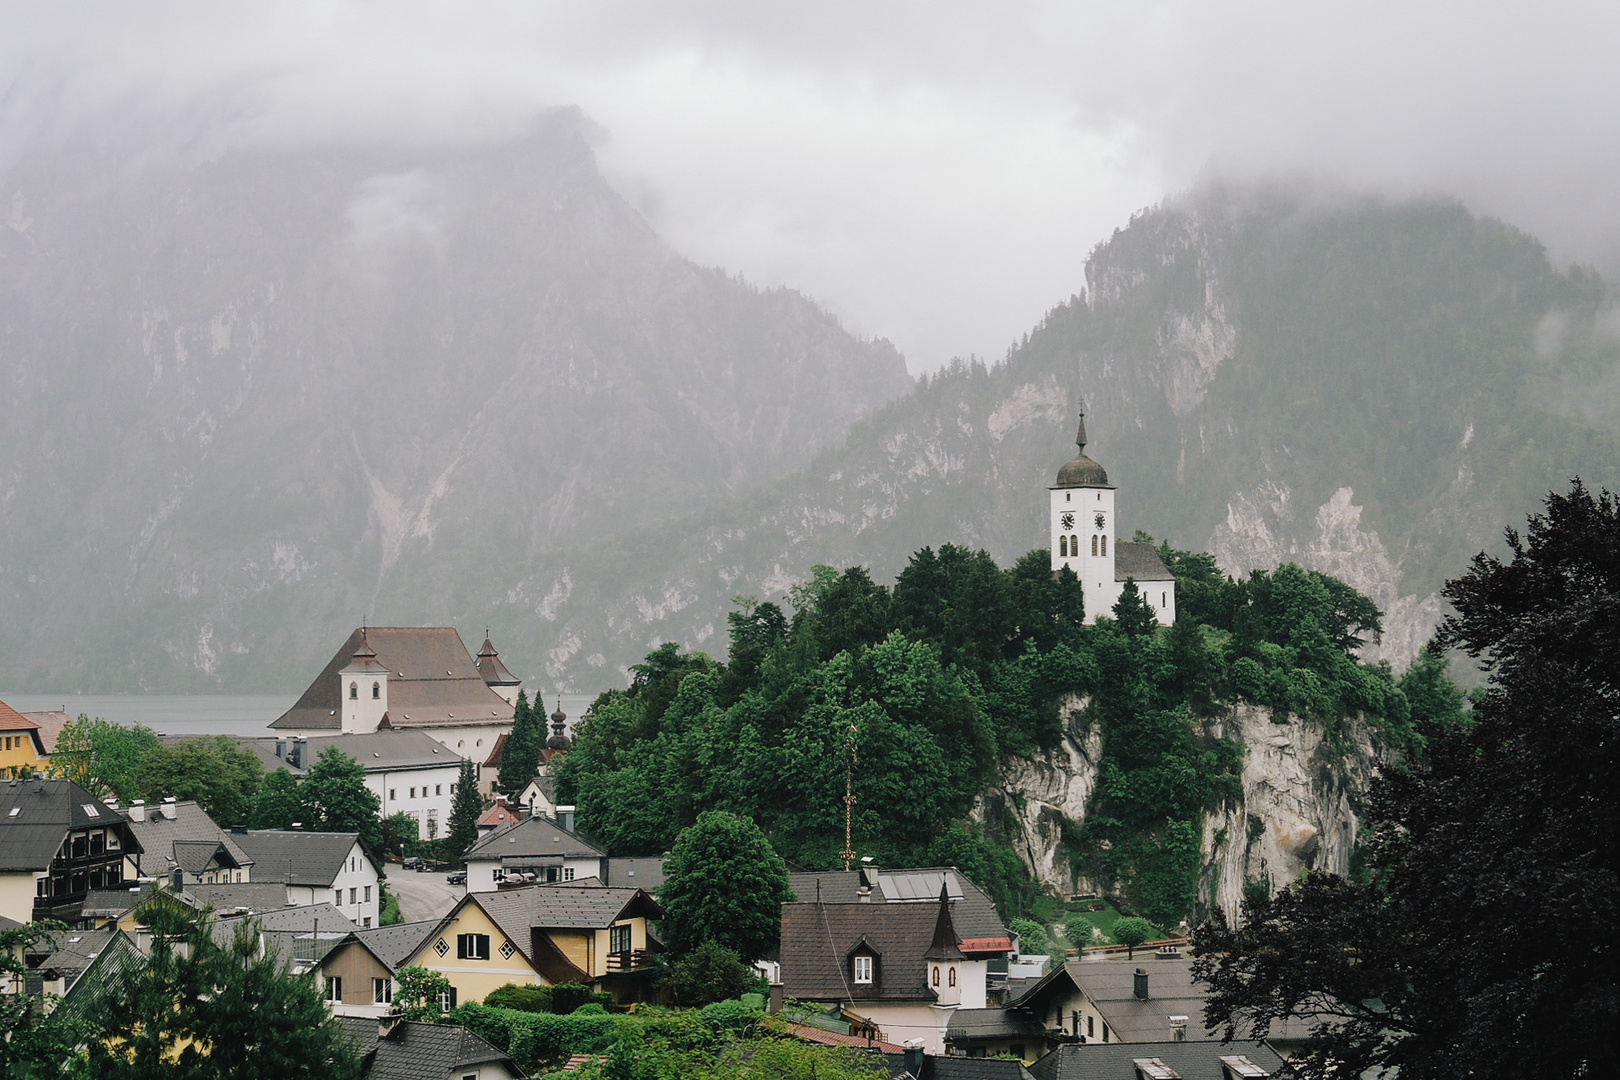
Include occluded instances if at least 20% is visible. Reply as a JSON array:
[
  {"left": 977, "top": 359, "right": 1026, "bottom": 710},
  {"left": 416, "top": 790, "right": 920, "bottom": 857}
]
[{"left": 1050, "top": 896, "right": 1128, "bottom": 946}]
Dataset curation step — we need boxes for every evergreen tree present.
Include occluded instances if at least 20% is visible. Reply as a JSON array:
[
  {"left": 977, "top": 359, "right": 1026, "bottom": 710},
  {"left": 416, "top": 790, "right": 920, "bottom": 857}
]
[
  {"left": 447, "top": 757, "right": 483, "bottom": 866},
  {"left": 497, "top": 690, "right": 541, "bottom": 796},
  {"left": 297, "top": 746, "right": 383, "bottom": 851},
  {"left": 1111, "top": 578, "right": 1158, "bottom": 637},
  {"left": 250, "top": 768, "right": 302, "bottom": 830}
]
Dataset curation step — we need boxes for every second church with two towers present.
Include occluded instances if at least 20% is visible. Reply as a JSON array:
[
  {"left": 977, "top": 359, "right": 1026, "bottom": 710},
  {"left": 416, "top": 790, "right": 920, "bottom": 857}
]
[{"left": 1048, "top": 412, "right": 1177, "bottom": 625}]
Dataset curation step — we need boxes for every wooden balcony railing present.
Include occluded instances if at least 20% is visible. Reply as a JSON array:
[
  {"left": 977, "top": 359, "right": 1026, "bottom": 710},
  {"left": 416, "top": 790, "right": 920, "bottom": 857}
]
[{"left": 605, "top": 950, "right": 656, "bottom": 972}]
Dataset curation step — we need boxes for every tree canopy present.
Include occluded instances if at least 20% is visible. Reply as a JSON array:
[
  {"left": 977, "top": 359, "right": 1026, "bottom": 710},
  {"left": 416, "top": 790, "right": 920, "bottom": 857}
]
[
  {"left": 659, "top": 811, "right": 791, "bottom": 963},
  {"left": 1193, "top": 481, "right": 1619, "bottom": 1080},
  {"left": 137, "top": 735, "right": 264, "bottom": 826},
  {"left": 296, "top": 746, "right": 383, "bottom": 851},
  {"left": 47, "top": 716, "right": 159, "bottom": 803},
  {"left": 497, "top": 690, "right": 543, "bottom": 796},
  {"left": 447, "top": 757, "right": 483, "bottom": 865}
]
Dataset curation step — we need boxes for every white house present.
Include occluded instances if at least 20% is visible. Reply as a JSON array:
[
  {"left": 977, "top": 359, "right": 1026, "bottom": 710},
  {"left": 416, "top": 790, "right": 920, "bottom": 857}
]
[
  {"left": 1049, "top": 411, "right": 1177, "bottom": 625},
  {"left": 257, "top": 730, "right": 468, "bottom": 841},
  {"left": 236, "top": 830, "right": 383, "bottom": 929},
  {"left": 460, "top": 812, "right": 604, "bottom": 893}
]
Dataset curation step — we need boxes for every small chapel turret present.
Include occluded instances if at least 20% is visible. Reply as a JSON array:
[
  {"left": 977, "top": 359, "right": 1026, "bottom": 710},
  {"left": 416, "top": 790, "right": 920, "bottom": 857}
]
[{"left": 1048, "top": 410, "right": 1177, "bottom": 625}]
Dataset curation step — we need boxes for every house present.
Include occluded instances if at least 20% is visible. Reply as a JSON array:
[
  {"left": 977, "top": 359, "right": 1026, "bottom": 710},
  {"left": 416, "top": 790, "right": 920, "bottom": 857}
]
[
  {"left": 0, "top": 778, "right": 142, "bottom": 925},
  {"left": 1026, "top": 1040, "right": 1287, "bottom": 1080},
  {"left": 16, "top": 710, "right": 71, "bottom": 768},
  {"left": 778, "top": 885, "right": 1010, "bottom": 1054},
  {"left": 0, "top": 699, "right": 49, "bottom": 780},
  {"left": 897, "top": 1056, "right": 1040, "bottom": 1080},
  {"left": 216, "top": 902, "right": 355, "bottom": 973},
  {"left": 477, "top": 796, "right": 526, "bottom": 836},
  {"left": 1008, "top": 956, "right": 1310, "bottom": 1048},
  {"left": 121, "top": 798, "right": 255, "bottom": 887},
  {"left": 460, "top": 813, "right": 605, "bottom": 893},
  {"left": 399, "top": 884, "right": 664, "bottom": 1007},
  {"left": 31, "top": 927, "right": 144, "bottom": 1023},
  {"left": 602, "top": 857, "right": 664, "bottom": 894},
  {"left": 943, "top": 1007, "right": 1051, "bottom": 1062},
  {"left": 271, "top": 627, "right": 520, "bottom": 762},
  {"left": 234, "top": 829, "right": 383, "bottom": 928},
  {"left": 516, "top": 775, "right": 559, "bottom": 820},
  {"left": 247, "top": 730, "right": 471, "bottom": 841},
  {"left": 337, "top": 1014, "right": 524, "bottom": 1080},
  {"left": 319, "top": 919, "right": 441, "bottom": 1017}
]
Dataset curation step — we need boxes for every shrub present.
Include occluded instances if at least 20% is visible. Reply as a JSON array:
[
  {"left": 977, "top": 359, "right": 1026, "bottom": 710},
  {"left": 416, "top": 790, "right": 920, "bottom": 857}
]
[
  {"left": 484, "top": 983, "right": 553, "bottom": 1013},
  {"left": 449, "top": 1002, "right": 616, "bottom": 1073},
  {"left": 662, "top": 940, "right": 758, "bottom": 1006}
]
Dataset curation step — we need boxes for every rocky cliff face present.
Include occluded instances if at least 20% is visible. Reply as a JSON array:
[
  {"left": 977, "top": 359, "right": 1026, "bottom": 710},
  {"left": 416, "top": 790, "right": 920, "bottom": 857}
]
[{"left": 981, "top": 696, "right": 1380, "bottom": 916}]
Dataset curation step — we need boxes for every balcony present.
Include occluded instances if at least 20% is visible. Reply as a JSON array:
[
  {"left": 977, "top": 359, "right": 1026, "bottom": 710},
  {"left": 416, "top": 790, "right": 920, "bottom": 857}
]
[{"left": 605, "top": 950, "right": 657, "bottom": 973}]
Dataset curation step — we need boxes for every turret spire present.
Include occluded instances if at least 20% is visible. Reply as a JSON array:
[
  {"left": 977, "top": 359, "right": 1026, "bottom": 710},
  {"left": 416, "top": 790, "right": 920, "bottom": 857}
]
[{"left": 1075, "top": 410, "right": 1088, "bottom": 454}]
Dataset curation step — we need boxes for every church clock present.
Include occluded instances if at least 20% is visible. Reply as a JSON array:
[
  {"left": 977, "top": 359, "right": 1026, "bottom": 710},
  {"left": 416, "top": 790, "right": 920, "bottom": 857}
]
[
  {"left": 1094, "top": 512, "right": 1106, "bottom": 530},
  {"left": 1060, "top": 512, "right": 1075, "bottom": 530}
]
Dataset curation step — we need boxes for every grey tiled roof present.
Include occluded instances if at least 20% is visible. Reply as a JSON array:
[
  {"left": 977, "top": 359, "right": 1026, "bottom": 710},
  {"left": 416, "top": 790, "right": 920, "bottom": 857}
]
[
  {"left": 36, "top": 929, "right": 120, "bottom": 978},
  {"left": 604, "top": 857, "right": 665, "bottom": 892},
  {"left": 463, "top": 814, "right": 605, "bottom": 862},
  {"left": 787, "top": 868, "right": 1008, "bottom": 941},
  {"left": 780, "top": 901, "right": 955, "bottom": 1002},
  {"left": 474, "top": 884, "right": 663, "bottom": 934},
  {"left": 1028, "top": 1040, "right": 1286, "bottom": 1080},
  {"left": 187, "top": 881, "right": 295, "bottom": 914},
  {"left": 0, "top": 779, "right": 137, "bottom": 871},
  {"left": 122, "top": 801, "right": 255, "bottom": 873},
  {"left": 337, "top": 1017, "right": 518, "bottom": 1080},
  {"left": 928, "top": 1058, "right": 1038, "bottom": 1080},
  {"left": 943, "top": 1008, "right": 1048, "bottom": 1041},
  {"left": 1113, "top": 542, "right": 1174, "bottom": 583},
  {"left": 51, "top": 930, "right": 144, "bottom": 1027},
  {"left": 235, "top": 830, "right": 367, "bottom": 887},
  {"left": 347, "top": 919, "right": 440, "bottom": 973},
  {"left": 273, "top": 627, "right": 517, "bottom": 732},
  {"left": 220, "top": 902, "right": 356, "bottom": 935}
]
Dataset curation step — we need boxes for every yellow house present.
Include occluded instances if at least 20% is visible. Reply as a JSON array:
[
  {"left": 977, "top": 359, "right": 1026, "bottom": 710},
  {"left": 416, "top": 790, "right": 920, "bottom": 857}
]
[
  {"left": 392, "top": 884, "right": 664, "bottom": 1008},
  {"left": 0, "top": 700, "right": 47, "bottom": 779}
]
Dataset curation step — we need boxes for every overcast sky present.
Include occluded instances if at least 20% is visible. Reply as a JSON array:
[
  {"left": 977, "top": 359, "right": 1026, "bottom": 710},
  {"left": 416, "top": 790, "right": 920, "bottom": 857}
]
[{"left": 4, "top": 2, "right": 1618, "bottom": 371}]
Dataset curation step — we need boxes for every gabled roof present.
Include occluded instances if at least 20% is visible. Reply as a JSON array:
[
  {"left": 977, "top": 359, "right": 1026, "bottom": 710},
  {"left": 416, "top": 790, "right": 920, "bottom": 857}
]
[
  {"left": 186, "top": 881, "right": 295, "bottom": 915},
  {"left": 787, "top": 868, "right": 1008, "bottom": 941},
  {"left": 122, "top": 800, "right": 255, "bottom": 873},
  {"left": 50, "top": 930, "right": 144, "bottom": 1027},
  {"left": 1028, "top": 1040, "right": 1287, "bottom": 1080},
  {"left": 780, "top": 1021, "right": 906, "bottom": 1054},
  {"left": 463, "top": 813, "right": 604, "bottom": 862},
  {"left": 234, "top": 830, "right": 369, "bottom": 887},
  {"left": 478, "top": 883, "right": 664, "bottom": 931},
  {"left": 273, "top": 627, "right": 516, "bottom": 732},
  {"left": 18, "top": 711, "right": 71, "bottom": 754},
  {"left": 482, "top": 731, "right": 510, "bottom": 769},
  {"left": 341, "top": 919, "right": 441, "bottom": 974},
  {"left": 604, "top": 857, "right": 665, "bottom": 892},
  {"left": 1114, "top": 542, "right": 1175, "bottom": 584},
  {"left": 476, "top": 636, "right": 520, "bottom": 687},
  {"left": 478, "top": 799, "right": 524, "bottom": 829},
  {"left": 337, "top": 1016, "right": 517, "bottom": 1080},
  {"left": 0, "top": 702, "right": 47, "bottom": 757},
  {"left": 300, "top": 730, "right": 461, "bottom": 773},
  {"left": 780, "top": 901, "right": 956, "bottom": 1002},
  {"left": 0, "top": 779, "right": 140, "bottom": 872},
  {"left": 36, "top": 928, "right": 120, "bottom": 980},
  {"left": 943, "top": 1007, "right": 1048, "bottom": 1042}
]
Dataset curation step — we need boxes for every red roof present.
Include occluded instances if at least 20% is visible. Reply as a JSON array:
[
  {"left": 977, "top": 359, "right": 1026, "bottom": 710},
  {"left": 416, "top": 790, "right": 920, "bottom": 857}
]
[
  {"left": 958, "top": 936, "right": 1014, "bottom": 954},
  {"left": 778, "top": 1022, "right": 905, "bottom": 1054},
  {"left": 477, "top": 801, "right": 524, "bottom": 828},
  {"left": 0, "top": 699, "right": 39, "bottom": 731}
]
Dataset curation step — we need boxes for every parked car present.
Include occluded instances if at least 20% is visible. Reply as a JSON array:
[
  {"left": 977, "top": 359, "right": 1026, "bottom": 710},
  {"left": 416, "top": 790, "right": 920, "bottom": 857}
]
[
  {"left": 402, "top": 856, "right": 421, "bottom": 870},
  {"left": 446, "top": 870, "right": 467, "bottom": 885}
]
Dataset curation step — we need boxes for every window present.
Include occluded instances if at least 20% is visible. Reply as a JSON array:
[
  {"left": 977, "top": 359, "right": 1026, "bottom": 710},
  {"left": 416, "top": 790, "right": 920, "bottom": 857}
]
[
  {"left": 372, "top": 682, "right": 380, "bottom": 699},
  {"left": 853, "top": 955, "right": 873, "bottom": 984},
  {"left": 457, "top": 934, "right": 490, "bottom": 960},
  {"left": 1102, "top": 1022, "right": 1109, "bottom": 1043},
  {"left": 350, "top": 888, "right": 357, "bottom": 905},
  {"left": 563, "top": 867, "right": 575, "bottom": 881},
  {"left": 437, "top": 987, "right": 457, "bottom": 1012},
  {"left": 948, "top": 967, "right": 957, "bottom": 987},
  {"left": 334, "top": 890, "right": 342, "bottom": 907},
  {"left": 1010, "top": 1044, "right": 1025, "bottom": 1060},
  {"left": 363, "top": 916, "right": 372, "bottom": 928},
  {"left": 326, "top": 977, "right": 342, "bottom": 1002},
  {"left": 1091, "top": 535, "right": 1098, "bottom": 556},
  {"left": 1059, "top": 535, "right": 1067, "bottom": 557},
  {"left": 390, "top": 789, "right": 396, "bottom": 800},
  {"left": 1162, "top": 592, "right": 1167, "bottom": 607},
  {"left": 1101, "top": 535, "right": 1107, "bottom": 556},
  {"left": 492, "top": 868, "right": 506, "bottom": 883},
  {"left": 610, "top": 924, "right": 632, "bottom": 954},
  {"left": 410, "top": 787, "right": 416, "bottom": 799},
  {"left": 435, "top": 784, "right": 442, "bottom": 796},
  {"left": 932, "top": 966, "right": 940, "bottom": 986},
  {"left": 373, "top": 977, "right": 392, "bottom": 1004},
  {"left": 349, "top": 682, "right": 358, "bottom": 700},
  {"left": 363, "top": 886, "right": 372, "bottom": 902}
]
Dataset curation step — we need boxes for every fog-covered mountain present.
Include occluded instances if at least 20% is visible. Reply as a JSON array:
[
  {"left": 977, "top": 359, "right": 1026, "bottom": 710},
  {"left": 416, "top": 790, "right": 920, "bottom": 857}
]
[
  {"left": 506, "top": 185, "right": 1620, "bottom": 686},
  {"left": 0, "top": 112, "right": 910, "bottom": 691}
]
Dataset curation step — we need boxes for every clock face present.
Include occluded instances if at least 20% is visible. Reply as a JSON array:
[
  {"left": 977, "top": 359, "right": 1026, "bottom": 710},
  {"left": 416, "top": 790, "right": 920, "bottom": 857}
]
[
  {"left": 1060, "top": 512, "right": 1075, "bottom": 530},
  {"left": 1094, "top": 513, "right": 1107, "bottom": 530}
]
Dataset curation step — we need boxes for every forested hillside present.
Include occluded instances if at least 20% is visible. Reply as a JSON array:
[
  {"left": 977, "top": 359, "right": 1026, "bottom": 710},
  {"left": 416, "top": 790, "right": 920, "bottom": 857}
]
[
  {"left": 555, "top": 543, "right": 1467, "bottom": 923},
  {"left": 512, "top": 187, "right": 1620, "bottom": 689}
]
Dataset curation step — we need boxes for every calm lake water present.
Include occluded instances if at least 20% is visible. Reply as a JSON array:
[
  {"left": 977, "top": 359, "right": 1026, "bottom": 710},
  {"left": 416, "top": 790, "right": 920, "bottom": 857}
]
[{"left": 0, "top": 693, "right": 602, "bottom": 738}]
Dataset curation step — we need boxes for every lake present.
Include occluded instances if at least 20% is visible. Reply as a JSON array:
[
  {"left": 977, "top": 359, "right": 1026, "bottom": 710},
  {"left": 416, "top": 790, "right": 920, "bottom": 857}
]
[{"left": 0, "top": 692, "right": 604, "bottom": 738}]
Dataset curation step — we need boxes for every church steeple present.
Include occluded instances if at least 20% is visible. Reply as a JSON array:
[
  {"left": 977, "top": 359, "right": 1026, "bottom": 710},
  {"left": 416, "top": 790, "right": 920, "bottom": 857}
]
[{"left": 1075, "top": 411, "right": 1088, "bottom": 455}]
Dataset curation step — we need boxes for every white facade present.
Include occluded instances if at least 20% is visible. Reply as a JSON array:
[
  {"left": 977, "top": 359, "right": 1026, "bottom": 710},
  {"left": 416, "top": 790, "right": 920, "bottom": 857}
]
[
  {"left": 464, "top": 852, "right": 603, "bottom": 893},
  {"left": 1051, "top": 483, "right": 1119, "bottom": 624},
  {"left": 372, "top": 765, "right": 465, "bottom": 842},
  {"left": 439, "top": 725, "right": 507, "bottom": 762},
  {"left": 287, "top": 840, "right": 381, "bottom": 929},
  {"left": 517, "top": 778, "right": 558, "bottom": 819},
  {"left": 339, "top": 661, "right": 391, "bottom": 735}
]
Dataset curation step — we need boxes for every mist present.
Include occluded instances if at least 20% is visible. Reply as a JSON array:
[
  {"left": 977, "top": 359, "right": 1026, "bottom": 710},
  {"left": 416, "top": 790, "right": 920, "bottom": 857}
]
[{"left": 4, "top": 1, "right": 1618, "bottom": 371}]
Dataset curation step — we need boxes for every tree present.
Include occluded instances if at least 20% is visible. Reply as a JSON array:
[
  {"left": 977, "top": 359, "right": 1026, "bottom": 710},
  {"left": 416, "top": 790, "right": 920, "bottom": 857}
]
[
  {"left": 662, "top": 940, "right": 758, "bottom": 1006},
  {"left": 137, "top": 735, "right": 264, "bottom": 826},
  {"left": 1111, "top": 578, "right": 1158, "bottom": 638},
  {"left": 297, "top": 746, "right": 383, "bottom": 851},
  {"left": 1111, "top": 916, "right": 1153, "bottom": 959},
  {"left": 394, "top": 966, "right": 455, "bottom": 1022},
  {"left": 0, "top": 920, "right": 91, "bottom": 1078},
  {"left": 87, "top": 894, "right": 362, "bottom": 1078},
  {"left": 47, "top": 716, "right": 159, "bottom": 802},
  {"left": 1009, "top": 917, "right": 1049, "bottom": 958},
  {"left": 1193, "top": 481, "right": 1620, "bottom": 1080},
  {"left": 251, "top": 768, "right": 302, "bottom": 830},
  {"left": 497, "top": 690, "right": 542, "bottom": 796},
  {"left": 379, "top": 810, "right": 420, "bottom": 858},
  {"left": 447, "top": 757, "right": 482, "bottom": 866},
  {"left": 1062, "top": 911, "right": 1097, "bottom": 951},
  {"left": 659, "top": 811, "right": 790, "bottom": 962}
]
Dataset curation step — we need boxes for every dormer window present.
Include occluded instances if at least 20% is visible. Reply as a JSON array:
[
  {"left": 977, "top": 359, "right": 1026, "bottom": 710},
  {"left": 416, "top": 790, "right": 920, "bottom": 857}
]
[
  {"left": 372, "top": 682, "right": 381, "bottom": 700},
  {"left": 853, "top": 955, "right": 873, "bottom": 984},
  {"left": 349, "top": 682, "right": 358, "bottom": 700}
]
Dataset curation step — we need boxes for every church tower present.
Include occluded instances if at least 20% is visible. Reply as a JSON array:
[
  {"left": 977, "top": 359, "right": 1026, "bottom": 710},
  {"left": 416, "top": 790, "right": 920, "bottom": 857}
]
[{"left": 1050, "top": 412, "right": 1119, "bottom": 624}]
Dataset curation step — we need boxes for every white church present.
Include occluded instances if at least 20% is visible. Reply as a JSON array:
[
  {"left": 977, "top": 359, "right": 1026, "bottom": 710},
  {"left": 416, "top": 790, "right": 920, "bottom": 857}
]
[{"left": 1049, "top": 412, "right": 1177, "bottom": 625}]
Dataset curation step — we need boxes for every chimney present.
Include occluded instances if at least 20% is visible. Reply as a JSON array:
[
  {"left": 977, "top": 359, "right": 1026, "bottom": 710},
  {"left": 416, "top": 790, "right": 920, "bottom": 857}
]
[
  {"left": 1134, "top": 968, "right": 1149, "bottom": 1000},
  {"left": 161, "top": 797, "right": 178, "bottom": 820},
  {"left": 556, "top": 805, "right": 575, "bottom": 833},
  {"left": 275, "top": 739, "right": 286, "bottom": 760},
  {"left": 129, "top": 800, "right": 147, "bottom": 822},
  {"left": 379, "top": 1011, "right": 404, "bottom": 1039},
  {"left": 903, "top": 1039, "right": 924, "bottom": 1077}
]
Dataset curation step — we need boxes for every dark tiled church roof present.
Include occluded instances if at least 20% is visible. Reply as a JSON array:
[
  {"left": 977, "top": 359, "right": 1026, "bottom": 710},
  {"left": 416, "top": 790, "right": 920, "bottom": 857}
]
[{"left": 1113, "top": 542, "right": 1174, "bottom": 583}]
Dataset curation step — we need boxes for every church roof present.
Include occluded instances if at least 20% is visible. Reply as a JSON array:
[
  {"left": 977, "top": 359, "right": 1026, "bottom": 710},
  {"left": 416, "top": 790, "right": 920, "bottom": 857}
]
[
  {"left": 1054, "top": 413, "right": 1111, "bottom": 488},
  {"left": 1114, "top": 542, "right": 1175, "bottom": 583},
  {"left": 475, "top": 636, "right": 520, "bottom": 687},
  {"left": 272, "top": 628, "right": 516, "bottom": 732}
]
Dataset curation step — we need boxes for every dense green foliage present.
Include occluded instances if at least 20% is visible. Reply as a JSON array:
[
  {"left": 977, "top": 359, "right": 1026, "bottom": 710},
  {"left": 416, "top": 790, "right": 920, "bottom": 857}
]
[
  {"left": 1111, "top": 916, "right": 1154, "bottom": 958},
  {"left": 1194, "top": 482, "right": 1619, "bottom": 1080},
  {"left": 498, "top": 690, "right": 544, "bottom": 796},
  {"left": 0, "top": 921, "right": 92, "bottom": 1078},
  {"left": 559, "top": 537, "right": 1428, "bottom": 924},
  {"left": 660, "top": 811, "right": 791, "bottom": 962},
  {"left": 136, "top": 735, "right": 265, "bottom": 826},
  {"left": 1009, "top": 917, "right": 1050, "bottom": 958},
  {"left": 250, "top": 768, "right": 303, "bottom": 830},
  {"left": 447, "top": 757, "right": 483, "bottom": 865},
  {"left": 47, "top": 717, "right": 160, "bottom": 803},
  {"left": 395, "top": 966, "right": 456, "bottom": 1022},
  {"left": 661, "top": 941, "right": 760, "bottom": 1006},
  {"left": 256, "top": 746, "right": 384, "bottom": 852}
]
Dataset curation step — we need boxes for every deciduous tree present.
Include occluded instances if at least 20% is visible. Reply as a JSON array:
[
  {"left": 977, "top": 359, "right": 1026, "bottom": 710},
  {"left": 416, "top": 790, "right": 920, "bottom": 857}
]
[
  {"left": 47, "top": 716, "right": 159, "bottom": 803},
  {"left": 250, "top": 768, "right": 302, "bottom": 830},
  {"left": 1111, "top": 916, "right": 1153, "bottom": 959},
  {"left": 137, "top": 735, "right": 264, "bottom": 826},
  {"left": 660, "top": 811, "right": 790, "bottom": 963},
  {"left": 297, "top": 746, "right": 383, "bottom": 851}
]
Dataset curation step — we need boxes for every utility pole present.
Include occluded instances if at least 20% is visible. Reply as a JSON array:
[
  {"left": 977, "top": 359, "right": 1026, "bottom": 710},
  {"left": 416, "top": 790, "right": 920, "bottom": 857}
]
[{"left": 840, "top": 724, "right": 858, "bottom": 871}]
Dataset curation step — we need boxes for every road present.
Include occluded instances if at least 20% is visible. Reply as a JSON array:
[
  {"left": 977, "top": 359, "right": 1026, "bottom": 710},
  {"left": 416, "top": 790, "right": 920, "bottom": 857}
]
[{"left": 383, "top": 865, "right": 464, "bottom": 923}]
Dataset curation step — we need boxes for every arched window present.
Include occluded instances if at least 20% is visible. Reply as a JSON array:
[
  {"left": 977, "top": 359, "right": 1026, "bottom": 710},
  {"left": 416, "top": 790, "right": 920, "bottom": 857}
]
[
  {"left": 948, "top": 967, "right": 957, "bottom": 987},
  {"left": 1091, "top": 535, "right": 1099, "bottom": 556},
  {"left": 372, "top": 682, "right": 380, "bottom": 700},
  {"left": 349, "top": 682, "right": 358, "bottom": 700},
  {"left": 932, "top": 966, "right": 940, "bottom": 986},
  {"left": 1059, "top": 535, "right": 1068, "bottom": 557},
  {"left": 1101, "top": 535, "right": 1108, "bottom": 557}
]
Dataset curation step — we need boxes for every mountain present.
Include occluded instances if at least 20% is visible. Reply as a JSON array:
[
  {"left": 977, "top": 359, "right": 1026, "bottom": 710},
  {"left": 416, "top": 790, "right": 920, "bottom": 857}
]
[
  {"left": 509, "top": 184, "right": 1620, "bottom": 687},
  {"left": 0, "top": 111, "right": 911, "bottom": 692}
]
